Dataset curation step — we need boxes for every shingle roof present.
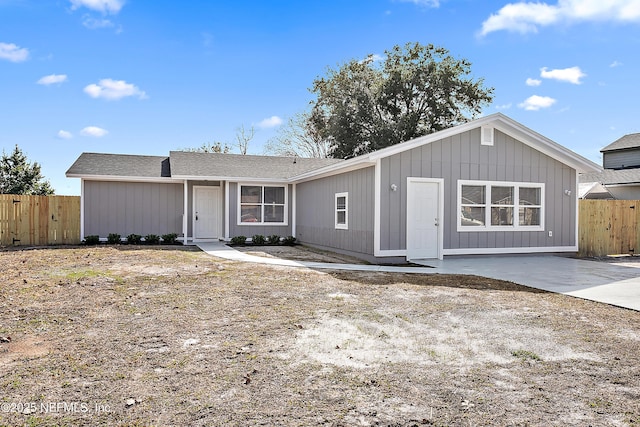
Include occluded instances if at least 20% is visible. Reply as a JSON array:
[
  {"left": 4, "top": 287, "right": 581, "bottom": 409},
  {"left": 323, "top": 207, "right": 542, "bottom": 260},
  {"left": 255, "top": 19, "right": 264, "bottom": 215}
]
[
  {"left": 579, "top": 168, "right": 640, "bottom": 185},
  {"left": 601, "top": 133, "right": 640, "bottom": 152},
  {"left": 66, "top": 153, "right": 171, "bottom": 178},
  {"left": 66, "top": 151, "right": 343, "bottom": 180},
  {"left": 168, "top": 151, "right": 342, "bottom": 180}
]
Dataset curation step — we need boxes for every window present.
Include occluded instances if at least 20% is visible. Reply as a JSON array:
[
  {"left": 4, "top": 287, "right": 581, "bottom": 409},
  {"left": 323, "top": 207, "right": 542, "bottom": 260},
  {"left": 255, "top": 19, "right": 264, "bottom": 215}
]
[
  {"left": 335, "top": 192, "right": 348, "bottom": 229},
  {"left": 239, "top": 185, "right": 287, "bottom": 225},
  {"left": 458, "top": 180, "right": 544, "bottom": 231}
]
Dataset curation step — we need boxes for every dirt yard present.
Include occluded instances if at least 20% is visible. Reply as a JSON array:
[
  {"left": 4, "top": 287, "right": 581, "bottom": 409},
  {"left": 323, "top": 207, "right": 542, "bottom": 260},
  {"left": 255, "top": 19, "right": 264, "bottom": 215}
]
[{"left": 0, "top": 246, "right": 638, "bottom": 426}]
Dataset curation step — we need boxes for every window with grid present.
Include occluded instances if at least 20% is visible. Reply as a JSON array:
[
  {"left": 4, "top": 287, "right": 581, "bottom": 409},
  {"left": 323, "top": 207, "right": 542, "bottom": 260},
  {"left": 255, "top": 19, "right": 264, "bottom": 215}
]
[
  {"left": 335, "top": 192, "right": 348, "bottom": 229},
  {"left": 239, "top": 185, "right": 286, "bottom": 224},
  {"left": 458, "top": 181, "right": 544, "bottom": 231}
]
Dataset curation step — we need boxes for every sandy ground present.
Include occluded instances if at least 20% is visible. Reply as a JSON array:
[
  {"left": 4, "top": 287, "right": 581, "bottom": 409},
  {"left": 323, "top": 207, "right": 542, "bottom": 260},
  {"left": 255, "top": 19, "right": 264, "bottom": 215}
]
[{"left": 0, "top": 245, "right": 638, "bottom": 426}]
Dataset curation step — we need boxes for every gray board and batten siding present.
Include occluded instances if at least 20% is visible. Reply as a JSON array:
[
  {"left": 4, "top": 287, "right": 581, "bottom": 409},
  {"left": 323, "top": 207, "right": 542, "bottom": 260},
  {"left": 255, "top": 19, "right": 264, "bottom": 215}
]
[
  {"left": 379, "top": 127, "right": 576, "bottom": 252},
  {"left": 83, "top": 180, "right": 183, "bottom": 238},
  {"left": 295, "top": 167, "right": 375, "bottom": 257}
]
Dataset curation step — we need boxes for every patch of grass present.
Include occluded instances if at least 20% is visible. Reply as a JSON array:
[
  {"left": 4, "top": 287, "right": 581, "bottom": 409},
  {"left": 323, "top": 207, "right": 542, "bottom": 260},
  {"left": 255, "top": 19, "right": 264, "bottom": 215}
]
[
  {"left": 511, "top": 349, "right": 542, "bottom": 361},
  {"left": 64, "top": 269, "right": 103, "bottom": 281},
  {"left": 589, "top": 397, "right": 612, "bottom": 409}
]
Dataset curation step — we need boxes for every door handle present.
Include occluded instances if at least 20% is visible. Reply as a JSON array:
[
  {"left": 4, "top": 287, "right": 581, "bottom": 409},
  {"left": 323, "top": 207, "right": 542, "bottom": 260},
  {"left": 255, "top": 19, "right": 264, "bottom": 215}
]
[
  {"left": 196, "top": 212, "right": 199, "bottom": 221},
  {"left": 435, "top": 218, "right": 439, "bottom": 226}
]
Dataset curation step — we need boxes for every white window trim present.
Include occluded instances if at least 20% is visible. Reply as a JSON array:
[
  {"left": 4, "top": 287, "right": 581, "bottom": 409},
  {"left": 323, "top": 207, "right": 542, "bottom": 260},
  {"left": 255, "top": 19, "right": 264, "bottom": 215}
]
[
  {"left": 237, "top": 183, "right": 288, "bottom": 226},
  {"left": 457, "top": 180, "right": 545, "bottom": 232},
  {"left": 335, "top": 192, "right": 348, "bottom": 230}
]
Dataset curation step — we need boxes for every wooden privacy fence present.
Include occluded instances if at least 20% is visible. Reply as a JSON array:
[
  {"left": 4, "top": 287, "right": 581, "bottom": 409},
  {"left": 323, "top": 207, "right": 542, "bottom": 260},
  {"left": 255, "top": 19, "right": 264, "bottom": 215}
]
[
  {"left": 579, "top": 199, "right": 640, "bottom": 257},
  {"left": 0, "top": 194, "right": 81, "bottom": 246}
]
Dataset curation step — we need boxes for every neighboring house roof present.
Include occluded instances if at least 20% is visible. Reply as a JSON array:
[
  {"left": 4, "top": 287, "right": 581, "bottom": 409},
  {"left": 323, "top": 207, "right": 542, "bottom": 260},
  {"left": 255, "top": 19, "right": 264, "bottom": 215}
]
[
  {"left": 578, "top": 182, "right": 614, "bottom": 199},
  {"left": 601, "top": 133, "right": 640, "bottom": 152},
  {"left": 168, "top": 151, "right": 341, "bottom": 180},
  {"left": 66, "top": 153, "right": 171, "bottom": 179},
  {"left": 579, "top": 168, "right": 640, "bottom": 186}
]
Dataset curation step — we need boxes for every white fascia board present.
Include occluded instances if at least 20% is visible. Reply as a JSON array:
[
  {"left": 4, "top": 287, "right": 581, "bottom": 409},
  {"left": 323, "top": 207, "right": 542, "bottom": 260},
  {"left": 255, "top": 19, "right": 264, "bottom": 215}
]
[
  {"left": 290, "top": 158, "right": 375, "bottom": 183},
  {"left": 491, "top": 115, "right": 602, "bottom": 173},
  {"left": 66, "top": 174, "right": 176, "bottom": 183},
  {"left": 368, "top": 117, "right": 497, "bottom": 161},
  {"left": 172, "top": 175, "right": 288, "bottom": 183},
  {"left": 364, "top": 112, "right": 601, "bottom": 174}
]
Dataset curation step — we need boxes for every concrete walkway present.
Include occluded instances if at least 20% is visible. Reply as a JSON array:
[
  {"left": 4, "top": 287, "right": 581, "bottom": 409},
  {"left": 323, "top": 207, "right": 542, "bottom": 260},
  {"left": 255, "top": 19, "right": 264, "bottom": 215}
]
[{"left": 196, "top": 242, "right": 640, "bottom": 311}]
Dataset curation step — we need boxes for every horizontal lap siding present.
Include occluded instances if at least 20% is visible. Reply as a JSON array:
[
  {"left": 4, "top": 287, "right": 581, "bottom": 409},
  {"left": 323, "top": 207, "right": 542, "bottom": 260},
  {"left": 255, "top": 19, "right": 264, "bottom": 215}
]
[
  {"left": 84, "top": 181, "right": 183, "bottom": 238},
  {"left": 380, "top": 128, "right": 576, "bottom": 251},
  {"left": 228, "top": 182, "right": 293, "bottom": 238},
  {"left": 296, "top": 167, "right": 375, "bottom": 256}
]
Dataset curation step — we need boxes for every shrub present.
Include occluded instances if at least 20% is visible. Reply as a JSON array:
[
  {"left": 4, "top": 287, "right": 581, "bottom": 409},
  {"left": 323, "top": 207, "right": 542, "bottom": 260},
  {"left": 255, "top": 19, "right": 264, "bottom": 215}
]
[
  {"left": 162, "top": 233, "right": 178, "bottom": 245},
  {"left": 127, "top": 234, "right": 142, "bottom": 245},
  {"left": 83, "top": 235, "right": 100, "bottom": 245},
  {"left": 107, "top": 233, "right": 121, "bottom": 244},
  {"left": 267, "top": 235, "right": 281, "bottom": 245},
  {"left": 251, "top": 234, "right": 266, "bottom": 245},
  {"left": 230, "top": 236, "right": 247, "bottom": 245},
  {"left": 145, "top": 234, "right": 160, "bottom": 245},
  {"left": 282, "top": 236, "right": 297, "bottom": 246}
]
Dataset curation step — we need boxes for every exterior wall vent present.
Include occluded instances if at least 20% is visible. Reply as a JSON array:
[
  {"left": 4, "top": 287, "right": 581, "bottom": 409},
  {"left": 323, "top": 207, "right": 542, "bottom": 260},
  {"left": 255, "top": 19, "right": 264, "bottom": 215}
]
[{"left": 481, "top": 126, "right": 494, "bottom": 146}]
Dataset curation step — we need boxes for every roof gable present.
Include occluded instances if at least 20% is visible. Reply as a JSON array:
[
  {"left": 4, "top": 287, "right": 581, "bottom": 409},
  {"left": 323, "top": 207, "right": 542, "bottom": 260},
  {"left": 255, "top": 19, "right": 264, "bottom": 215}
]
[
  {"left": 366, "top": 113, "right": 601, "bottom": 173},
  {"left": 291, "top": 113, "right": 601, "bottom": 181}
]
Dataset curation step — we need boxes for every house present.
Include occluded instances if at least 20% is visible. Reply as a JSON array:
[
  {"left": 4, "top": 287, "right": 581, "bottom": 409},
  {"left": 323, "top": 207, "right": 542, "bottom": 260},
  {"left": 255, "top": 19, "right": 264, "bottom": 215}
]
[
  {"left": 66, "top": 113, "right": 601, "bottom": 262},
  {"left": 580, "top": 133, "right": 640, "bottom": 199}
]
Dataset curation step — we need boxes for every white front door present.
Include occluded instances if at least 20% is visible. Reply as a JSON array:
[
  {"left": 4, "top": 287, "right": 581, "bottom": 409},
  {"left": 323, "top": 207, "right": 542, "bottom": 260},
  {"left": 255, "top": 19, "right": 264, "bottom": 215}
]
[
  {"left": 406, "top": 178, "right": 443, "bottom": 260},
  {"left": 193, "top": 186, "right": 221, "bottom": 240}
]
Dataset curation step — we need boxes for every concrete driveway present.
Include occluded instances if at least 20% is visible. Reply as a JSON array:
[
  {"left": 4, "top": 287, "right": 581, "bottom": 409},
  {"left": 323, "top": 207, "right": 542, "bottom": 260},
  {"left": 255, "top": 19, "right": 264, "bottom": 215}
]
[
  {"left": 197, "top": 243, "right": 640, "bottom": 311},
  {"left": 415, "top": 256, "right": 640, "bottom": 311}
]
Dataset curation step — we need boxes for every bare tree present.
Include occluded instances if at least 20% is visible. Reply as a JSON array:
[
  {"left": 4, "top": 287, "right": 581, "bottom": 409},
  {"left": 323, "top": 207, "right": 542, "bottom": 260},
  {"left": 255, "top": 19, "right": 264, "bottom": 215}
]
[
  {"left": 235, "top": 124, "right": 255, "bottom": 155},
  {"left": 179, "top": 141, "right": 231, "bottom": 153},
  {"left": 264, "top": 112, "right": 330, "bottom": 158}
]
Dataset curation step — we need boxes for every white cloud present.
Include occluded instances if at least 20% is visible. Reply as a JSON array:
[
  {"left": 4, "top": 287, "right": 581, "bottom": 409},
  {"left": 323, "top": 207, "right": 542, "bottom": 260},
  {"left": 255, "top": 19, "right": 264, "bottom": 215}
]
[
  {"left": 69, "top": 0, "right": 124, "bottom": 14},
  {"left": 82, "top": 16, "right": 114, "bottom": 29},
  {"left": 0, "top": 42, "right": 29, "bottom": 62},
  {"left": 540, "top": 66, "right": 586, "bottom": 84},
  {"left": 396, "top": 0, "right": 440, "bottom": 7},
  {"left": 37, "top": 74, "right": 68, "bottom": 85},
  {"left": 518, "top": 95, "right": 557, "bottom": 111},
  {"left": 84, "top": 78, "right": 147, "bottom": 100},
  {"left": 80, "top": 126, "right": 108, "bottom": 137},
  {"left": 610, "top": 60, "right": 623, "bottom": 67},
  {"left": 526, "top": 78, "right": 542, "bottom": 86},
  {"left": 479, "top": 0, "right": 640, "bottom": 36},
  {"left": 57, "top": 130, "right": 73, "bottom": 139},
  {"left": 257, "top": 116, "right": 283, "bottom": 129}
]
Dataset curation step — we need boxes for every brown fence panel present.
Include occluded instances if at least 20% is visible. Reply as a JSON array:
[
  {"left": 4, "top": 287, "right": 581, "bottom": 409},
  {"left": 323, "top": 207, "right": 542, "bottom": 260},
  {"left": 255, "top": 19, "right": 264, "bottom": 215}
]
[
  {"left": 0, "top": 194, "right": 80, "bottom": 246},
  {"left": 579, "top": 199, "right": 640, "bottom": 257}
]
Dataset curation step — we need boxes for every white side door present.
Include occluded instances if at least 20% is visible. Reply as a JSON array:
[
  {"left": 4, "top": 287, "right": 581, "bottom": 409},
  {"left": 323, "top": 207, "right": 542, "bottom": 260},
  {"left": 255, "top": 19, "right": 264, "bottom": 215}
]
[
  {"left": 193, "top": 186, "right": 221, "bottom": 240},
  {"left": 406, "top": 179, "right": 443, "bottom": 260}
]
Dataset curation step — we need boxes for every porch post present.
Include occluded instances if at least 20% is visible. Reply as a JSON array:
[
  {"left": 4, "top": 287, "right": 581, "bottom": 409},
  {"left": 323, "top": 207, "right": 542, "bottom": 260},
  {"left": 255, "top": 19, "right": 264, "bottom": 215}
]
[
  {"left": 183, "top": 180, "right": 188, "bottom": 243},
  {"left": 224, "top": 181, "right": 230, "bottom": 240}
]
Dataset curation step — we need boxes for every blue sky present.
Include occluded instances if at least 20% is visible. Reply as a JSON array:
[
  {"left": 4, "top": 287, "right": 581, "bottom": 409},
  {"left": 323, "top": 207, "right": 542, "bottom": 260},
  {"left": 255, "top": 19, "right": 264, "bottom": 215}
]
[{"left": 1, "top": 0, "right": 640, "bottom": 195}]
